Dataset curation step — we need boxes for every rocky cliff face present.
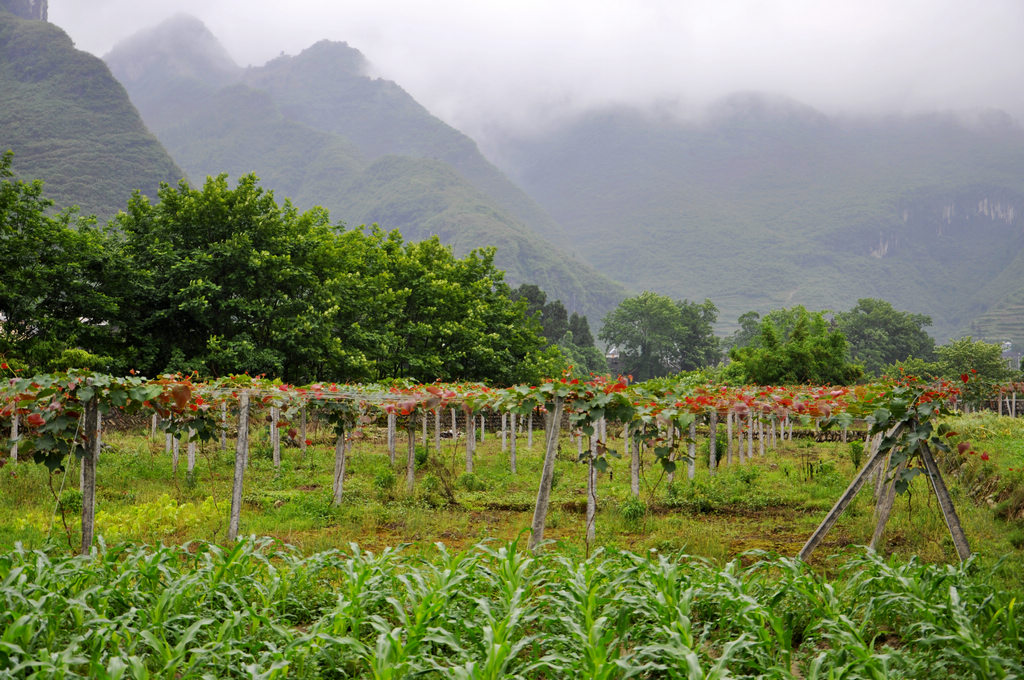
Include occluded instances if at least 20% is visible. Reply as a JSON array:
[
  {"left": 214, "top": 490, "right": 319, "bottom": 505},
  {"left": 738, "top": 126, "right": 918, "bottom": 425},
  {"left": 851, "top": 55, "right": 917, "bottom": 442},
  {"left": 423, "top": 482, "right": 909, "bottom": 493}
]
[{"left": 0, "top": 0, "right": 46, "bottom": 21}]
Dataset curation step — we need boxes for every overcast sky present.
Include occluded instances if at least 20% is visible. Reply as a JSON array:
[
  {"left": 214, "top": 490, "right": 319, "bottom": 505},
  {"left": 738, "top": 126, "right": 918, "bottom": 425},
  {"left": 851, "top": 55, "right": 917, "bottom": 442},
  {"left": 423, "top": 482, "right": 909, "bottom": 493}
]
[{"left": 49, "top": 0, "right": 1024, "bottom": 138}]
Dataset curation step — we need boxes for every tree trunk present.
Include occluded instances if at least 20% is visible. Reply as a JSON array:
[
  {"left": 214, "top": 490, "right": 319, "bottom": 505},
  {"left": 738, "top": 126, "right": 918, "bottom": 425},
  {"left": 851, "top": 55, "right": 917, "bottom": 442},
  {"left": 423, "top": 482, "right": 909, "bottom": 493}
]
[
  {"left": 80, "top": 396, "right": 99, "bottom": 555},
  {"left": 228, "top": 392, "right": 250, "bottom": 541},
  {"left": 434, "top": 409, "right": 441, "bottom": 454},
  {"left": 501, "top": 412, "right": 507, "bottom": 452},
  {"left": 528, "top": 413, "right": 534, "bottom": 449},
  {"left": 480, "top": 414, "right": 486, "bottom": 442},
  {"left": 529, "top": 397, "right": 564, "bottom": 552},
  {"left": 172, "top": 436, "right": 180, "bottom": 474}
]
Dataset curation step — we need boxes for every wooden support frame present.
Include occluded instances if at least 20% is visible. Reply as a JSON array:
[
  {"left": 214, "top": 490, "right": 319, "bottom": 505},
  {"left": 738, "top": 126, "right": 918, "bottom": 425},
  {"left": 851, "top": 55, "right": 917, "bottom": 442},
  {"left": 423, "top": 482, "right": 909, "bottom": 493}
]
[{"left": 800, "top": 424, "right": 972, "bottom": 562}]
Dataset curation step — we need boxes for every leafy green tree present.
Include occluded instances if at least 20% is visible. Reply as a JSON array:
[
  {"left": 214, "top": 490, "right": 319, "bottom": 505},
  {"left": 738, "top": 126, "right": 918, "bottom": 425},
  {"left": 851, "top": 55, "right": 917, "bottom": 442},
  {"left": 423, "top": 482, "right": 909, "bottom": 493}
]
[
  {"left": 0, "top": 151, "right": 116, "bottom": 369},
  {"left": 568, "top": 312, "right": 595, "bottom": 348},
  {"left": 727, "top": 306, "right": 862, "bottom": 385},
  {"left": 728, "top": 310, "right": 762, "bottom": 349},
  {"left": 835, "top": 298, "right": 935, "bottom": 375},
  {"left": 598, "top": 292, "right": 719, "bottom": 381},
  {"left": 107, "top": 174, "right": 349, "bottom": 381},
  {"left": 376, "top": 238, "right": 556, "bottom": 384},
  {"left": 935, "top": 336, "right": 1012, "bottom": 406}
]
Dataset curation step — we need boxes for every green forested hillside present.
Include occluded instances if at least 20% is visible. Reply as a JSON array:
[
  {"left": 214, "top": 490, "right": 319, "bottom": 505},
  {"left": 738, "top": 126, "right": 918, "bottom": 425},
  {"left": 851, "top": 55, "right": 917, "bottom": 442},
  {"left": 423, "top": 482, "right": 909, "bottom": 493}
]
[
  {"left": 0, "top": 9, "right": 182, "bottom": 219},
  {"left": 103, "top": 16, "right": 623, "bottom": 322},
  {"left": 488, "top": 95, "right": 1024, "bottom": 343}
]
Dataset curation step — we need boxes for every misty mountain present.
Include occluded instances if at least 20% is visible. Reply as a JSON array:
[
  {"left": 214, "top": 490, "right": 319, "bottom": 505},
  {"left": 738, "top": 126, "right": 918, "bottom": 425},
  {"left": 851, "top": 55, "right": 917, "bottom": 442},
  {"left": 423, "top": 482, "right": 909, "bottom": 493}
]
[
  {"left": 0, "top": 6, "right": 182, "bottom": 219},
  {"left": 104, "top": 15, "right": 622, "bottom": 321},
  {"left": 486, "top": 95, "right": 1024, "bottom": 345}
]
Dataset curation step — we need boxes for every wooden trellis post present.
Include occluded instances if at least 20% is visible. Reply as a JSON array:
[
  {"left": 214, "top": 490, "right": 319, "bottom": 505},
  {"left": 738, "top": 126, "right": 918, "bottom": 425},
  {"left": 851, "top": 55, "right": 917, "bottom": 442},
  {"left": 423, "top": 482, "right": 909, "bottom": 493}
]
[
  {"left": 529, "top": 397, "right": 564, "bottom": 552},
  {"left": 586, "top": 431, "right": 598, "bottom": 547},
  {"left": 9, "top": 413, "right": 17, "bottom": 463},
  {"left": 510, "top": 412, "right": 518, "bottom": 473},
  {"left": 800, "top": 425, "right": 971, "bottom": 562},
  {"left": 387, "top": 412, "right": 396, "bottom": 464},
  {"left": 186, "top": 428, "right": 196, "bottom": 473},
  {"left": 406, "top": 422, "right": 416, "bottom": 493},
  {"left": 687, "top": 419, "right": 697, "bottom": 480},
  {"left": 80, "top": 395, "right": 100, "bottom": 554},
  {"left": 271, "top": 406, "right": 281, "bottom": 469},
  {"left": 708, "top": 410, "right": 718, "bottom": 473},
  {"left": 466, "top": 411, "right": 476, "bottom": 473},
  {"left": 228, "top": 392, "right": 250, "bottom": 542}
]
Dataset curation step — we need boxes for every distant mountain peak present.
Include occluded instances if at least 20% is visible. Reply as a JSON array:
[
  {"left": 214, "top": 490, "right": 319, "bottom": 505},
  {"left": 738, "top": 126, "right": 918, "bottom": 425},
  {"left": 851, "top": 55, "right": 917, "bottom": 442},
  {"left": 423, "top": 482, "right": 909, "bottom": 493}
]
[
  {"left": 707, "top": 91, "right": 829, "bottom": 128},
  {"left": 105, "top": 13, "right": 240, "bottom": 88},
  {"left": 260, "top": 39, "right": 368, "bottom": 79}
]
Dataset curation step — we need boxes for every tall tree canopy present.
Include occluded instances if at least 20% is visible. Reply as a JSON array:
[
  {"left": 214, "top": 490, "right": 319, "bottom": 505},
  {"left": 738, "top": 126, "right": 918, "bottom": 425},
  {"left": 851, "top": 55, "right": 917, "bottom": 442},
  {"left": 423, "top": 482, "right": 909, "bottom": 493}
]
[
  {"left": 0, "top": 151, "right": 115, "bottom": 369},
  {"left": 2, "top": 169, "right": 556, "bottom": 384},
  {"left": 834, "top": 298, "right": 935, "bottom": 375},
  {"left": 598, "top": 291, "right": 719, "bottom": 381},
  {"left": 726, "top": 305, "right": 863, "bottom": 385}
]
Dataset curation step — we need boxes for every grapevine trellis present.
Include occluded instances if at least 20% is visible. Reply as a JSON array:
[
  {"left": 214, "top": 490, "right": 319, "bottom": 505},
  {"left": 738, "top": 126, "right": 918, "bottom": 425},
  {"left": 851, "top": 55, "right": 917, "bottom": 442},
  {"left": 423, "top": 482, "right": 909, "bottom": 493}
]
[{"left": 0, "top": 369, "right": 981, "bottom": 559}]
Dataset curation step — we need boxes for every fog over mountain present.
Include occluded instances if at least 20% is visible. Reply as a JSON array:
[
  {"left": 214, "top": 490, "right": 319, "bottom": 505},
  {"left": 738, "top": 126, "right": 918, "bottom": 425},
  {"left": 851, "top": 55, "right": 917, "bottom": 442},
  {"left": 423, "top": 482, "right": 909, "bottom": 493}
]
[{"left": 49, "top": 0, "right": 1024, "bottom": 143}]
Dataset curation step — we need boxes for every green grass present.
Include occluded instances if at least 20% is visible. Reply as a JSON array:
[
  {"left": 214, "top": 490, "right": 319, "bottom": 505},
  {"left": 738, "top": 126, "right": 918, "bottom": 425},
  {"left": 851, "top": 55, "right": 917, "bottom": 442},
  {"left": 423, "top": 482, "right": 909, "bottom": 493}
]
[
  {"left": 3, "top": 415, "right": 1024, "bottom": 676},
  {"left": 3, "top": 416, "right": 1023, "bottom": 572}
]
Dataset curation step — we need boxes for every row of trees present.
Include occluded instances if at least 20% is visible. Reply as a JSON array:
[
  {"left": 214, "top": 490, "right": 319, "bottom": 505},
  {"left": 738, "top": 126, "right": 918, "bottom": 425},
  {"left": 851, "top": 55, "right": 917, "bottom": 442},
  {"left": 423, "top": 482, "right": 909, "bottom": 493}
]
[
  {"left": 1, "top": 154, "right": 579, "bottom": 384},
  {"left": 598, "top": 290, "right": 1017, "bottom": 388}
]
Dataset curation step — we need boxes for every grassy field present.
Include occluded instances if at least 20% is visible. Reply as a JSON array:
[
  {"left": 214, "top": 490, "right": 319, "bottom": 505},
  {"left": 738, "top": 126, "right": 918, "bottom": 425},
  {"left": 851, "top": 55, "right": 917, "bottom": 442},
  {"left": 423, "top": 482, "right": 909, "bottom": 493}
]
[
  {"left": 2, "top": 413, "right": 1024, "bottom": 677},
  {"left": 3, "top": 412, "right": 1023, "bottom": 571}
]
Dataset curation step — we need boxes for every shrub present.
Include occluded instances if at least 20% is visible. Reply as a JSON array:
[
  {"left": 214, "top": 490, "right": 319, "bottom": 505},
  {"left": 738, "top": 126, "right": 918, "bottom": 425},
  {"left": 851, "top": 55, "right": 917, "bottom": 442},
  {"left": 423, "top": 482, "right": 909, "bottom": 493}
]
[
  {"left": 849, "top": 440, "right": 865, "bottom": 469},
  {"left": 456, "top": 472, "right": 487, "bottom": 491},
  {"left": 620, "top": 497, "right": 646, "bottom": 531},
  {"left": 373, "top": 467, "right": 397, "bottom": 500}
]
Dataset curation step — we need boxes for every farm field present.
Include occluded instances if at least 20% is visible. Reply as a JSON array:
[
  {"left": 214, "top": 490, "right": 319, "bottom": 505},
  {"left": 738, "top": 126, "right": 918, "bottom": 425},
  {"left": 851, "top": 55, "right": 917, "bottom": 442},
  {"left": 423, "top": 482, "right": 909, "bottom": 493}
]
[{"left": 2, "top": 412, "right": 1024, "bottom": 677}]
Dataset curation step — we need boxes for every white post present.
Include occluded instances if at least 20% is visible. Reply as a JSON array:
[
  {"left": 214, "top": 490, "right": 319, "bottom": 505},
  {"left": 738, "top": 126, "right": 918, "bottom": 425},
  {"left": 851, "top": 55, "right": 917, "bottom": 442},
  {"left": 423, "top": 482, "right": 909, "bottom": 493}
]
[
  {"left": 388, "top": 411, "right": 396, "bottom": 464},
  {"left": 627, "top": 423, "right": 639, "bottom": 497},
  {"left": 434, "top": 409, "right": 441, "bottom": 454},
  {"left": 228, "top": 392, "right": 250, "bottom": 541},
  {"left": 187, "top": 428, "right": 196, "bottom": 473},
  {"left": 220, "top": 402, "right": 227, "bottom": 450},
  {"left": 586, "top": 433, "right": 597, "bottom": 547},
  {"left": 466, "top": 411, "right": 475, "bottom": 473},
  {"left": 726, "top": 412, "right": 733, "bottom": 465},
  {"left": 271, "top": 406, "right": 281, "bottom": 469},
  {"left": 528, "top": 412, "right": 534, "bottom": 449},
  {"left": 300, "top": 405, "right": 307, "bottom": 457},
  {"left": 172, "top": 436, "right": 180, "bottom": 473},
  {"left": 510, "top": 413, "right": 518, "bottom": 473},
  {"left": 687, "top": 419, "right": 696, "bottom": 480},
  {"left": 708, "top": 411, "right": 718, "bottom": 474},
  {"left": 9, "top": 413, "right": 17, "bottom": 463}
]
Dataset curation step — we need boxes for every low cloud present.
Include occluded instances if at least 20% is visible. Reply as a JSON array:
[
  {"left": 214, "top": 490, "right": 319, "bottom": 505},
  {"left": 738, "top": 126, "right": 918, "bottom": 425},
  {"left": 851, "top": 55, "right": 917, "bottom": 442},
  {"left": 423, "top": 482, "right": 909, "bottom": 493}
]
[{"left": 50, "top": 0, "right": 1024, "bottom": 138}]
